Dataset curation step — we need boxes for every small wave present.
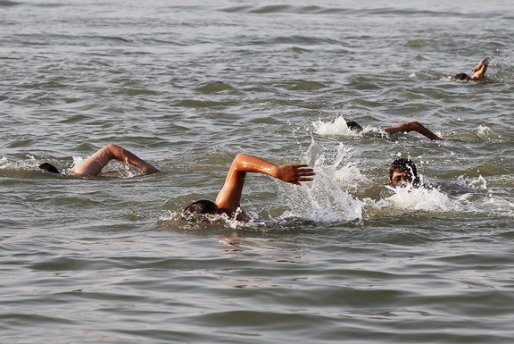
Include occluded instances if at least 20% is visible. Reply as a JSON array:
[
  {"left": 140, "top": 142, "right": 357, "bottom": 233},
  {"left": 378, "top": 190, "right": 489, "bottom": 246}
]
[
  {"left": 176, "top": 99, "right": 239, "bottom": 108},
  {"left": 195, "top": 81, "right": 235, "bottom": 94},
  {"left": 221, "top": 4, "right": 346, "bottom": 15},
  {"left": 0, "top": 0, "right": 18, "bottom": 7},
  {"left": 248, "top": 5, "right": 326, "bottom": 14},
  {"left": 219, "top": 5, "right": 253, "bottom": 13},
  {"left": 443, "top": 125, "right": 497, "bottom": 142},
  {"left": 249, "top": 5, "right": 292, "bottom": 14},
  {"left": 277, "top": 80, "right": 327, "bottom": 91}
]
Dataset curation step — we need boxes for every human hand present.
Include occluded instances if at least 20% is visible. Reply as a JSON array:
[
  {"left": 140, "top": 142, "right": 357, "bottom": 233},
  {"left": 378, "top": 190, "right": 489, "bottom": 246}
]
[
  {"left": 276, "top": 164, "right": 315, "bottom": 185},
  {"left": 472, "top": 57, "right": 490, "bottom": 72}
]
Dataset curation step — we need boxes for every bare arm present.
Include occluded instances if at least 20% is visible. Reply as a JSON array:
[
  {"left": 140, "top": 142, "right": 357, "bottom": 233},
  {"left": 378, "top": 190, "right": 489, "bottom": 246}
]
[
  {"left": 214, "top": 153, "right": 314, "bottom": 215},
  {"left": 384, "top": 121, "right": 443, "bottom": 141},
  {"left": 71, "top": 144, "right": 159, "bottom": 176},
  {"left": 471, "top": 57, "right": 489, "bottom": 80}
]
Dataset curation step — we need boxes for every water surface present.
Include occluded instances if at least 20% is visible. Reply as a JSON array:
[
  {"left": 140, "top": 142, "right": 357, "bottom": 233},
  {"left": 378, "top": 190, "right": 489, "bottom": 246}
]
[{"left": 1, "top": 0, "right": 513, "bottom": 343}]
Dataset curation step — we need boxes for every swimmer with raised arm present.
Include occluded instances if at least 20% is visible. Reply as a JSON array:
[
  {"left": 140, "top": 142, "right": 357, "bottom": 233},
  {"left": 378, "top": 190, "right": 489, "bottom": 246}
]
[
  {"left": 346, "top": 120, "right": 442, "bottom": 141},
  {"left": 183, "top": 153, "right": 315, "bottom": 221},
  {"left": 454, "top": 57, "right": 490, "bottom": 81},
  {"left": 39, "top": 144, "right": 159, "bottom": 176}
]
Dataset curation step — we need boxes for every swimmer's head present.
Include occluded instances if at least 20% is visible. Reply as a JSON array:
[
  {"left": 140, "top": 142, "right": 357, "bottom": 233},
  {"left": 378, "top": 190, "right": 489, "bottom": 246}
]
[
  {"left": 39, "top": 162, "right": 60, "bottom": 174},
  {"left": 389, "top": 158, "right": 419, "bottom": 187},
  {"left": 346, "top": 120, "right": 363, "bottom": 133},
  {"left": 183, "top": 200, "right": 219, "bottom": 216},
  {"left": 454, "top": 73, "right": 471, "bottom": 81}
]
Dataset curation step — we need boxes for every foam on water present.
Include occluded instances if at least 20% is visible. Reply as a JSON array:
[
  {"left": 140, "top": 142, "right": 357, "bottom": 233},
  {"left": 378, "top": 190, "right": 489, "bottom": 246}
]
[
  {"left": 364, "top": 174, "right": 514, "bottom": 218},
  {"left": 158, "top": 209, "right": 265, "bottom": 231},
  {"left": 474, "top": 125, "right": 496, "bottom": 140},
  {"left": 312, "top": 116, "right": 357, "bottom": 137},
  {"left": 312, "top": 115, "right": 387, "bottom": 139},
  {"left": 280, "top": 139, "right": 365, "bottom": 223},
  {"left": 467, "top": 174, "right": 488, "bottom": 190},
  {"left": 376, "top": 184, "right": 457, "bottom": 212},
  {"left": 0, "top": 155, "right": 41, "bottom": 172}
]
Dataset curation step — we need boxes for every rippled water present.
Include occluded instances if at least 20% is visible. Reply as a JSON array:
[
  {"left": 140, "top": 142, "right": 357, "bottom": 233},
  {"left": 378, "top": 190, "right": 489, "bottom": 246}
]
[{"left": 1, "top": 0, "right": 514, "bottom": 343}]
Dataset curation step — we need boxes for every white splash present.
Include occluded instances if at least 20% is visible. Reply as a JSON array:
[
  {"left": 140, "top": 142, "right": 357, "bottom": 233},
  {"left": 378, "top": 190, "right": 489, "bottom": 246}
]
[
  {"left": 0, "top": 156, "right": 39, "bottom": 170},
  {"left": 378, "top": 185, "right": 457, "bottom": 212},
  {"left": 312, "top": 116, "right": 357, "bottom": 137},
  {"left": 0, "top": 157, "right": 8, "bottom": 168},
  {"left": 473, "top": 125, "right": 496, "bottom": 140},
  {"left": 280, "top": 140, "right": 365, "bottom": 222},
  {"left": 158, "top": 209, "right": 264, "bottom": 230},
  {"left": 468, "top": 175, "right": 488, "bottom": 190}
]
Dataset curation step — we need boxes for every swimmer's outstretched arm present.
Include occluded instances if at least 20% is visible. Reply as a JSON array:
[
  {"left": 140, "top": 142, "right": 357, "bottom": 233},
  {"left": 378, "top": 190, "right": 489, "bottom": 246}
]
[
  {"left": 214, "top": 153, "right": 315, "bottom": 214},
  {"left": 384, "top": 121, "right": 443, "bottom": 140},
  {"left": 71, "top": 143, "right": 159, "bottom": 176}
]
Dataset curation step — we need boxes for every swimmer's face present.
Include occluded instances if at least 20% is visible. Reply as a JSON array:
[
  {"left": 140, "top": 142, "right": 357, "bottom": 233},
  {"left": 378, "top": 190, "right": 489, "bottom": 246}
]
[{"left": 390, "top": 171, "right": 413, "bottom": 186}]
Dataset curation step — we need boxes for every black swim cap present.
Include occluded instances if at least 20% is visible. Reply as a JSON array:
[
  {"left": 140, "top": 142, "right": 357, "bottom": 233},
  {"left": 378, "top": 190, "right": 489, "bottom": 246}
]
[
  {"left": 183, "top": 200, "right": 219, "bottom": 215},
  {"left": 39, "top": 163, "right": 60, "bottom": 174}
]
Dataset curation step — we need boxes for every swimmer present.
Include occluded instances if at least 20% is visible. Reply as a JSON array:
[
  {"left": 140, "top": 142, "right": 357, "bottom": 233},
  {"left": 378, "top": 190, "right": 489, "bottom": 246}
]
[
  {"left": 454, "top": 57, "right": 490, "bottom": 81},
  {"left": 389, "top": 158, "right": 421, "bottom": 187},
  {"left": 183, "top": 153, "right": 315, "bottom": 221},
  {"left": 388, "top": 158, "right": 477, "bottom": 195},
  {"left": 39, "top": 143, "right": 159, "bottom": 176},
  {"left": 347, "top": 120, "right": 443, "bottom": 141}
]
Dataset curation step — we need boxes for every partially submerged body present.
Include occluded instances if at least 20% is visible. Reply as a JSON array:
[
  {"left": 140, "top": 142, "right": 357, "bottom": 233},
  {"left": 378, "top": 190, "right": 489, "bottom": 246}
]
[
  {"left": 347, "top": 120, "right": 442, "bottom": 141},
  {"left": 183, "top": 153, "right": 315, "bottom": 221},
  {"left": 454, "top": 57, "right": 490, "bottom": 81},
  {"left": 388, "top": 158, "right": 422, "bottom": 187},
  {"left": 39, "top": 144, "right": 159, "bottom": 176},
  {"left": 387, "top": 158, "right": 480, "bottom": 196}
]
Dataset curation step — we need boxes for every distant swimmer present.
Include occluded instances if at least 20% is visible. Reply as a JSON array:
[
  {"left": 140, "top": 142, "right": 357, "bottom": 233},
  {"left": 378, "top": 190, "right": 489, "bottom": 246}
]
[
  {"left": 39, "top": 144, "right": 159, "bottom": 176},
  {"left": 346, "top": 120, "right": 443, "bottom": 141},
  {"left": 454, "top": 57, "right": 490, "bottom": 81},
  {"left": 183, "top": 153, "right": 315, "bottom": 221}
]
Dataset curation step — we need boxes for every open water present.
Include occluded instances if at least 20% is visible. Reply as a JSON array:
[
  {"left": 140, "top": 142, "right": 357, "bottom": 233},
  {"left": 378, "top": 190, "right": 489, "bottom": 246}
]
[{"left": 1, "top": 0, "right": 514, "bottom": 343}]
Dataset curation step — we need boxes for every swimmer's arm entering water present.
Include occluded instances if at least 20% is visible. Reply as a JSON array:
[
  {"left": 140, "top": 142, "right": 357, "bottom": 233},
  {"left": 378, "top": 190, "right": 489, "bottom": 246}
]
[
  {"left": 71, "top": 144, "right": 159, "bottom": 176},
  {"left": 214, "top": 153, "right": 315, "bottom": 215},
  {"left": 384, "top": 121, "right": 443, "bottom": 141}
]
